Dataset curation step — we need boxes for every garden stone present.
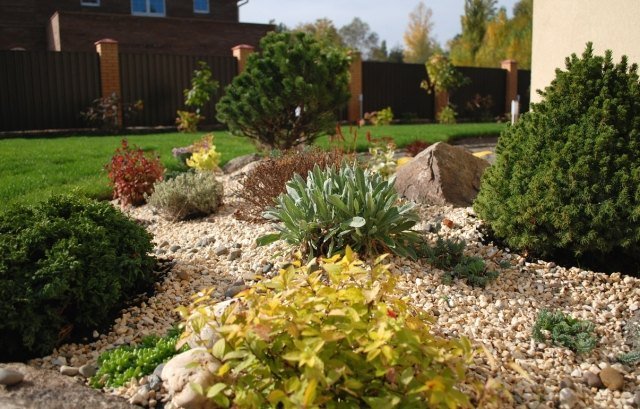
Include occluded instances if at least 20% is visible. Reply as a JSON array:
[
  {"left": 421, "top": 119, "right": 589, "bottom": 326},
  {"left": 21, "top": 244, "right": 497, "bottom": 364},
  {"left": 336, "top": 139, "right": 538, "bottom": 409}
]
[
  {"left": 52, "top": 357, "right": 67, "bottom": 367},
  {"left": 170, "top": 245, "right": 181, "bottom": 253},
  {"left": 559, "top": 378, "right": 575, "bottom": 390},
  {"left": 225, "top": 284, "right": 248, "bottom": 299},
  {"left": 148, "top": 374, "right": 162, "bottom": 391},
  {"left": 262, "top": 262, "right": 274, "bottom": 273},
  {"left": 0, "top": 368, "right": 24, "bottom": 386},
  {"left": 227, "top": 249, "right": 242, "bottom": 261},
  {"left": 78, "top": 364, "right": 97, "bottom": 378},
  {"left": 634, "top": 391, "right": 640, "bottom": 407},
  {"left": 599, "top": 367, "right": 624, "bottom": 391},
  {"left": 394, "top": 142, "right": 489, "bottom": 207},
  {"left": 196, "top": 237, "right": 215, "bottom": 247},
  {"left": 161, "top": 348, "right": 220, "bottom": 409},
  {"left": 583, "top": 371, "right": 604, "bottom": 388},
  {"left": 214, "top": 245, "right": 228, "bottom": 256},
  {"left": 558, "top": 388, "right": 578, "bottom": 408},
  {"left": 60, "top": 365, "right": 79, "bottom": 376},
  {"left": 222, "top": 153, "right": 261, "bottom": 174}
]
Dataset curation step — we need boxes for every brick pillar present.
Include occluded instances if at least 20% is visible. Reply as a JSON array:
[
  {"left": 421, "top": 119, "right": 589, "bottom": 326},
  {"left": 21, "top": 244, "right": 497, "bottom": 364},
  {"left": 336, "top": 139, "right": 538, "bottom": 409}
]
[
  {"left": 232, "top": 44, "right": 255, "bottom": 74},
  {"left": 434, "top": 91, "right": 449, "bottom": 119},
  {"left": 95, "top": 39, "right": 122, "bottom": 127},
  {"left": 348, "top": 51, "right": 362, "bottom": 123},
  {"left": 501, "top": 59, "right": 518, "bottom": 115}
]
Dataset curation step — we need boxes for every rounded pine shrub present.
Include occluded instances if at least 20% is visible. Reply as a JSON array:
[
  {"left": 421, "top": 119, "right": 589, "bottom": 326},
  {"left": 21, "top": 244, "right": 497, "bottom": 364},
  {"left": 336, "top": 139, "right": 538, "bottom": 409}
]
[
  {"left": 147, "top": 171, "right": 223, "bottom": 221},
  {"left": 0, "top": 196, "right": 156, "bottom": 360},
  {"left": 474, "top": 43, "right": 640, "bottom": 261},
  {"left": 216, "top": 31, "right": 351, "bottom": 150}
]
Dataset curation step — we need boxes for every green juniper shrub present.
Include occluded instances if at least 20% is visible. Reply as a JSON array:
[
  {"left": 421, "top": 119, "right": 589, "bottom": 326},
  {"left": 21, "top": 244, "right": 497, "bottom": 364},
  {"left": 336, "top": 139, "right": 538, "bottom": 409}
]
[
  {"left": 474, "top": 43, "right": 640, "bottom": 261},
  {"left": 532, "top": 310, "right": 597, "bottom": 354},
  {"left": 257, "top": 163, "right": 421, "bottom": 259},
  {"left": 177, "top": 249, "right": 476, "bottom": 408},
  {"left": 416, "top": 236, "right": 466, "bottom": 270},
  {"left": 147, "top": 171, "right": 223, "bottom": 221},
  {"left": 90, "top": 328, "right": 187, "bottom": 388},
  {"left": 0, "top": 195, "right": 156, "bottom": 360},
  {"left": 216, "top": 31, "right": 351, "bottom": 150},
  {"left": 234, "top": 147, "right": 344, "bottom": 223}
]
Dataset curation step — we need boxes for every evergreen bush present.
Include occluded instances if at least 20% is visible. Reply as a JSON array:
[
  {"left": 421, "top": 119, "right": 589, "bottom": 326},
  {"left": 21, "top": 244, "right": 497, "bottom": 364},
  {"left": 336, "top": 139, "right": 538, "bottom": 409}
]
[
  {"left": 474, "top": 43, "right": 640, "bottom": 260},
  {"left": 0, "top": 196, "right": 156, "bottom": 360},
  {"left": 216, "top": 32, "right": 351, "bottom": 150}
]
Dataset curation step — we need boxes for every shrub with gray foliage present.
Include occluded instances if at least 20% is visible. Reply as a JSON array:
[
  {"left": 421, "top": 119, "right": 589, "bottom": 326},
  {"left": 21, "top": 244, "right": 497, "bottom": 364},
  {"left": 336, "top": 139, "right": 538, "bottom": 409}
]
[{"left": 148, "top": 172, "right": 223, "bottom": 221}]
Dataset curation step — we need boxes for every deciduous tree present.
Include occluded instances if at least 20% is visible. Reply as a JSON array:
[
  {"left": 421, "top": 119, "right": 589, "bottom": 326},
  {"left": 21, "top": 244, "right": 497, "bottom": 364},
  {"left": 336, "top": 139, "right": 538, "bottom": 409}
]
[{"left": 403, "top": 1, "right": 439, "bottom": 63}]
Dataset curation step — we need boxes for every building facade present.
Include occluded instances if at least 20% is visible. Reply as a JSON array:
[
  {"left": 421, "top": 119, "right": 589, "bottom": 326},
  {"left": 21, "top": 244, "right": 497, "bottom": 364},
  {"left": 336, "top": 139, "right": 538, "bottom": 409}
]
[
  {"left": 531, "top": 0, "right": 640, "bottom": 103},
  {"left": 0, "top": 0, "right": 272, "bottom": 55}
]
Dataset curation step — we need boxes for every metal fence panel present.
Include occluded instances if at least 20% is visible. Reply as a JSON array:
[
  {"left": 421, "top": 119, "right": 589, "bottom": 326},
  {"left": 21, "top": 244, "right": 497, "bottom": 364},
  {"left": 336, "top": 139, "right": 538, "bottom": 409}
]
[{"left": 0, "top": 51, "right": 100, "bottom": 131}]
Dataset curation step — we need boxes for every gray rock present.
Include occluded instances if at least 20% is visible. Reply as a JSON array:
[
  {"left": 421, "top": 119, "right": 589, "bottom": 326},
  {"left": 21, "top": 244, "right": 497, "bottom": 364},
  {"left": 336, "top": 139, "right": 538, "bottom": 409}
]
[
  {"left": 599, "top": 367, "right": 624, "bottom": 391},
  {"left": 148, "top": 374, "right": 162, "bottom": 391},
  {"left": 0, "top": 368, "right": 24, "bottom": 386},
  {"left": 583, "top": 371, "right": 604, "bottom": 389},
  {"left": 78, "top": 364, "right": 97, "bottom": 378},
  {"left": 169, "top": 245, "right": 181, "bottom": 253},
  {"left": 232, "top": 243, "right": 242, "bottom": 249},
  {"left": 225, "top": 284, "right": 249, "bottom": 298},
  {"left": 262, "top": 262, "right": 274, "bottom": 274},
  {"left": 559, "top": 378, "right": 575, "bottom": 390},
  {"left": 634, "top": 390, "right": 640, "bottom": 407},
  {"left": 60, "top": 365, "right": 79, "bottom": 377},
  {"left": 214, "top": 245, "right": 229, "bottom": 256},
  {"left": 153, "top": 363, "right": 165, "bottom": 378},
  {"left": 394, "top": 142, "right": 490, "bottom": 207},
  {"left": 222, "top": 153, "right": 261, "bottom": 174},
  {"left": 227, "top": 249, "right": 242, "bottom": 261},
  {"left": 52, "top": 357, "right": 67, "bottom": 367},
  {"left": 196, "top": 237, "right": 215, "bottom": 247},
  {"left": 0, "top": 363, "right": 137, "bottom": 409},
  {"left": 159, "top": 240, "right": 170, "bottom": 248},
  {"left": 559, "top": 387, "right": 578, "bottom": 408}
]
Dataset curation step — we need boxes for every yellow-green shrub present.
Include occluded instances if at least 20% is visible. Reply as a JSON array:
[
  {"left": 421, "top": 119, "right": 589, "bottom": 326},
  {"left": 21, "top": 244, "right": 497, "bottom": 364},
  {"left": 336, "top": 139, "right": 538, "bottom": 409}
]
[
  {"left": 178, "top": 248, "right": 475, "bottom": 408},
  {"left": 185, "top": 134, "right": 221, "bottom": 172}
]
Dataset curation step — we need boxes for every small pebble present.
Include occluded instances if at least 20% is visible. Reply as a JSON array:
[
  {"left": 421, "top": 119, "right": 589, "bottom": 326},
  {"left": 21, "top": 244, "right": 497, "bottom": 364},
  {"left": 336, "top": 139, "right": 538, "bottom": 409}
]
[
  {"left": 0, "top": 368, "right": 24, "bottom": 386},
  {"left": 60, "top": 365, "right": 79, "bottom": 376},
  {"left": 214, "top": 245, "right": 229, "bottom": 256},
  {"left": 559, "top": 387, "right": 578, "bottom": 408},
  {"left": 228, "top": 249, "right": 242, "bottom": 261},
  {"left": 79, "top": 364, "right": 97, "bottom": 378}
]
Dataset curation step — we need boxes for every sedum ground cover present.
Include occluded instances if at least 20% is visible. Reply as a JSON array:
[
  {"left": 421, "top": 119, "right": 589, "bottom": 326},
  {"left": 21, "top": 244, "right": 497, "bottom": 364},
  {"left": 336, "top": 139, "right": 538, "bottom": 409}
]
[{"left": 0, "top": 123, "right": 504, "bottom": 208}]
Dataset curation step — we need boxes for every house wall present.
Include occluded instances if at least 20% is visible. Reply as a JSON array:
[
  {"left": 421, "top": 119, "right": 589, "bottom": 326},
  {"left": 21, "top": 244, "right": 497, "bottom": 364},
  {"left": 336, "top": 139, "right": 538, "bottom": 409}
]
[
  {"left": 0, "top": 0, "right": 243, "bottom": 51},
  {"left": 47, "top": 11, "right": 271, "bottom": 54},
  {"left": 531, "top": 0, "right": 640, "bottom": 103}
]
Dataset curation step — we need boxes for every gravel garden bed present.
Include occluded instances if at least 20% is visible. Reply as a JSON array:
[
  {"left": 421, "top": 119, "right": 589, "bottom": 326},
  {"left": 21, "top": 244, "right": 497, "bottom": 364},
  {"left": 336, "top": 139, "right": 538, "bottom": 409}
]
[{"left": 24, "top": 171, "right": 640, "bottom": 409}]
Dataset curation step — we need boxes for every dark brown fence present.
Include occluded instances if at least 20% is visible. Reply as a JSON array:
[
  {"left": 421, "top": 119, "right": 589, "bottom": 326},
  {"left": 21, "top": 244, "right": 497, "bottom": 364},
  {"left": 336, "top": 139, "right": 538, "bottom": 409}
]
[
  {"left": 451, "top": 67, "right": 507, "bottom": 120},
  {"left": 119, "top": 53, "right": 237, "bottom": 127},
  {"left": 0, "top": 51, "right": 100, "bottom": 131},
  {"left": 362, "top": 61, "right": 435, "bottom": 120},
  {"left": 518, "top": 69, "right": 532, "bottom": 113}
]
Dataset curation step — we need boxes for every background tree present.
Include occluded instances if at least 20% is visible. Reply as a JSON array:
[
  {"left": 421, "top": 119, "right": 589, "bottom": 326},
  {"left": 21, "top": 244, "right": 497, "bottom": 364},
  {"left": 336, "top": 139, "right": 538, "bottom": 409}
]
[
  {"left": 449, "top": 0, "right": 497, "bottom": 66},
  {"left": 403, "top": 1, "right": 439, "bottom": 63},
  {"left": 216, "top": 32, "right": 350, "bottom": 150},
  {"left": 294, "top": 18, "right": 345, "bottom": 49},
  {"left": 338, "top": 17, "right": 381, "bottom": 59}
]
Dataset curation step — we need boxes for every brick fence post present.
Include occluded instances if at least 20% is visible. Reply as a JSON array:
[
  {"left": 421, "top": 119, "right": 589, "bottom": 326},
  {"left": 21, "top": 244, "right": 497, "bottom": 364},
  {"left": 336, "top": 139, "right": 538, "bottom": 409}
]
[
  {"left": 347, "top": 51, "right": 362, "bottom": 123},
  {"left": 232, "top": 44, "right": 255, "bottom": 74},
  {"left": 501, "top": 59, "right": 518, "bottom": 115},
  {"left": 95, "top": 38, "right": 122, "bottom": 127}
]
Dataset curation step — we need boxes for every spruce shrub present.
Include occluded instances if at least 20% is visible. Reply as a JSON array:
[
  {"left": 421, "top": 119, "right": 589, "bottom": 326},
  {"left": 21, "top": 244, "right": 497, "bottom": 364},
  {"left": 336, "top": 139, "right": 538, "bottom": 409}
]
[
  {"left": 216, "top": 31, "right": 351, "bottom": 150},
  {"left": 474, "top": 43, "right": 640, "bottom": 260},
  {"left": 0, "top": 196, "right": 156, "bottom": 360},
  {"left": 147, "top": 171, "right": 223, "bottom": 221}
]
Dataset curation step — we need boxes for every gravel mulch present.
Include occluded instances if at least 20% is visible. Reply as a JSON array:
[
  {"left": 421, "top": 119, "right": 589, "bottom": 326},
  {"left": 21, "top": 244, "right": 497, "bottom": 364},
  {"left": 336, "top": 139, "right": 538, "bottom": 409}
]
[{"left": 28, "top": 173, "right": 640, "bottom": 409}]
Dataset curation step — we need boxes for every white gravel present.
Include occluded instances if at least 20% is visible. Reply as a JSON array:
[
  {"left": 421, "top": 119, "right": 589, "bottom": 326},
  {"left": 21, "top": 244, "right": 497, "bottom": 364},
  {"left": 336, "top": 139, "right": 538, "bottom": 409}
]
[{"left": 29, "top": 173, "right": 640, "bottom": 409}]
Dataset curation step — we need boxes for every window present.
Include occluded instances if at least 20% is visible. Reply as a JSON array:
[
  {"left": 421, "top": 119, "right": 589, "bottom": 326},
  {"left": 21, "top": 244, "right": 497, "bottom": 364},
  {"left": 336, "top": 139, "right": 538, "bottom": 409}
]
[
  {"left": 194, "top": 0, "right": 210, "bottom": 14},
  {"left": 131, "top": 0, "right": 165, "bottom": 16},
  {"left": 81, "top": 0, "right": 100, "bottom": 6}
]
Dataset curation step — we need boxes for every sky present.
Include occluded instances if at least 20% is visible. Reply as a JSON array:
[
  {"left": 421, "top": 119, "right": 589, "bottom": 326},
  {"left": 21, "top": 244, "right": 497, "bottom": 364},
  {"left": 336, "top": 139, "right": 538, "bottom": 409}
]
[{"left": 240, "top": 0, "right": 520, "bottom": 49}]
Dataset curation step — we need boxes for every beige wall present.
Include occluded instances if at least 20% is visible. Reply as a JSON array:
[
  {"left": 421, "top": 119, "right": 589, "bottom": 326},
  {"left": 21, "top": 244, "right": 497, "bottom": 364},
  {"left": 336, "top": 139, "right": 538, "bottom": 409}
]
[{"left": 531, "top": 0, "right": 640, "bottom": 103}]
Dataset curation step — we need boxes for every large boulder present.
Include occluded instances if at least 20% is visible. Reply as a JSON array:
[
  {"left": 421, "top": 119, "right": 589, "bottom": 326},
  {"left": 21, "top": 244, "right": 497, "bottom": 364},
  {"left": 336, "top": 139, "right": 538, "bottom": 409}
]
[
  {"left": 0, "top": 363, "right": 138, "bottom": 409},
  {"left": 222, "top": 153, "right": 261, "bottom": 174},
  {"left": 394, "top": 142, "right": 489, "bottom": 207}
]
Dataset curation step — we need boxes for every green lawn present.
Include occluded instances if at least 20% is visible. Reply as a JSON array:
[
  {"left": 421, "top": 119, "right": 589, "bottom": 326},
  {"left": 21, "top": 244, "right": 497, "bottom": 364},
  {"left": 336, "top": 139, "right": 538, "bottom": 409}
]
[{"left": 0, "top": 123, "right": 506, "bottom": 208}]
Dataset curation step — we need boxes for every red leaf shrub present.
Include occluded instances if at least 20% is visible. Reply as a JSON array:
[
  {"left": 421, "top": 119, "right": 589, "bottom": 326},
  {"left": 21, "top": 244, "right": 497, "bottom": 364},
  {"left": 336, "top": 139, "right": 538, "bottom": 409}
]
[
  {"left": 405, "top": 140, "right": 431, "bottom": 157},
  {"left": 105, "top": 139, "right": 164, "bottom": 207}
]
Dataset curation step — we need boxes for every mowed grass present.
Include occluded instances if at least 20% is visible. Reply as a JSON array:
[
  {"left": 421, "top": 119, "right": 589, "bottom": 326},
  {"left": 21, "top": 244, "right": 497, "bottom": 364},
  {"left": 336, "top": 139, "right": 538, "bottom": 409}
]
[{"left": 0, "top": 122, "right": 506, "bottom": 208}]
